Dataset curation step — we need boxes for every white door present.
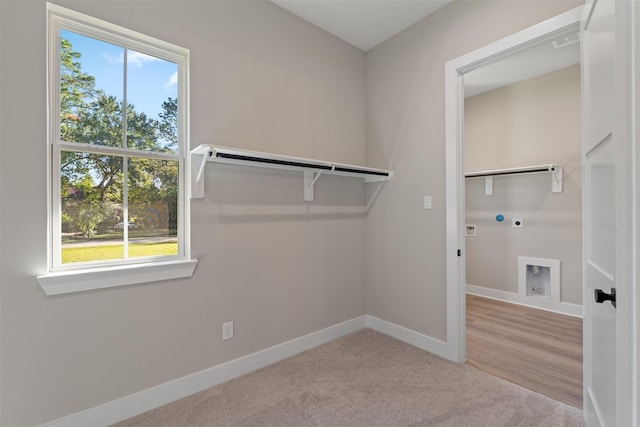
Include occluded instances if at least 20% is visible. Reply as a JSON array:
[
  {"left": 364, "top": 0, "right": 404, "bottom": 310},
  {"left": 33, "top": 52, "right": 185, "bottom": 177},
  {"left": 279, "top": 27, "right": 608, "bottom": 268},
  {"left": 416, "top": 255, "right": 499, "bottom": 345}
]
[{"left": 582, "top": 0, "right": 624, "bottom": 425}]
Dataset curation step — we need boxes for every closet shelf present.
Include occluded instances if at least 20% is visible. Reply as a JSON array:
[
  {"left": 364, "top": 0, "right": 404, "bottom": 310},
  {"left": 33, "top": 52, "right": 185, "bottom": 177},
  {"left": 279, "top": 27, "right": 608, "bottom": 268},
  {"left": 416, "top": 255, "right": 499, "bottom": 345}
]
[
  {"left": 465, "top": 164, "right": 562, "bottom": 195},
  {"left": 190, "top": 144, "right": 393, "bottom": 201}
]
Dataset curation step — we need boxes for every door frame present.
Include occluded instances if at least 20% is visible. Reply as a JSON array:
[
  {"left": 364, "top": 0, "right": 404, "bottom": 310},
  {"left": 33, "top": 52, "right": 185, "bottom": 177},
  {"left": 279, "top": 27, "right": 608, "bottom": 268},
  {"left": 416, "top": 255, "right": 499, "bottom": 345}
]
[
  {"left": 610, "top": 0, "right": 639, "bottom": 424},
  {"left": 444, "top": 2, "right": 639, "bottom": 423},
  {"left": 443, "top": 7, "right": 583, "bottom": 363}
]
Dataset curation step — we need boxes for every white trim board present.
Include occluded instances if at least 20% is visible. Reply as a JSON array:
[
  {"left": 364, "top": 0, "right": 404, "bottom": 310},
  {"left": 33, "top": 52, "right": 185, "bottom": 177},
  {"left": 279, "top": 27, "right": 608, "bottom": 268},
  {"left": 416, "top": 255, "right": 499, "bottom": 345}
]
[
  {"left": 40, "top": 315, "right": 452, "bottom": 427},
  {"left": 41, "top": 316, "right": 367, "bottom": 427},
  {"left": 365, "top": 315, "right": 449, "bottom": 357},
  {"left": 467, "top": 284, "right": 582, "bottom": 318},
  {"left": 444, "top": 6, "right": 584, "bottom": 363}
]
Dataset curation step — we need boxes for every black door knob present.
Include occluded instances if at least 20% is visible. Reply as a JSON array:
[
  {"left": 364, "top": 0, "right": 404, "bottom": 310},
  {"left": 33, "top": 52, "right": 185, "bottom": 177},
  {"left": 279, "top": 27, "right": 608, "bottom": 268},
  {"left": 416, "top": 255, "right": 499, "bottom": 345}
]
[{"left": 594, "top": 288, "right": 616, "bottom": 308}]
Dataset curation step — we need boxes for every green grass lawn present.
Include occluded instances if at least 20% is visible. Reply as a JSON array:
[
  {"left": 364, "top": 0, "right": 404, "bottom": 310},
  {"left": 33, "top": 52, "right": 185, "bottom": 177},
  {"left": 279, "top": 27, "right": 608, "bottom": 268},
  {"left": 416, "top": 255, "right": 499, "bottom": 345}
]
[{"left": 62, "top": 241, "right": 178, "bottom": 264}]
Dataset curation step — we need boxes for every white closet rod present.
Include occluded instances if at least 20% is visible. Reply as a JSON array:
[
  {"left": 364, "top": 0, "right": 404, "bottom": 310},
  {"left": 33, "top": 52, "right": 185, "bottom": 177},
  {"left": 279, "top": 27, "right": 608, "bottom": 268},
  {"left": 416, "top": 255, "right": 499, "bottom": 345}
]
[
  {"left": 465, "top": 164, "right": 562, "bottom": 194},
  {"left": 465, "top": 164, "right": 557, "bottom": 178},
  {"left": 191, "top": 144, "right": 393, "bottom": 200}
]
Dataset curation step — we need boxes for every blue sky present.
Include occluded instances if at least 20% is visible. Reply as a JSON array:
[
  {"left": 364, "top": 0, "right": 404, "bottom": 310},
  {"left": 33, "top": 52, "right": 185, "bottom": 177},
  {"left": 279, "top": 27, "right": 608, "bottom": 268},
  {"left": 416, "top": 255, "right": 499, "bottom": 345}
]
[{"left": 61, "top": 29, "right": 178, "bottom": 121}]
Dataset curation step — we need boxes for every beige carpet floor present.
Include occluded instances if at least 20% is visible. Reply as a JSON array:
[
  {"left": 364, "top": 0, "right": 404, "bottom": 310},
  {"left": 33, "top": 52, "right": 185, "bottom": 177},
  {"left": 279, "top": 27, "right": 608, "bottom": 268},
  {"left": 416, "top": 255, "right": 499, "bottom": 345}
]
[{"left": 114, "top": 329, "right": 585, "bottom": 427}]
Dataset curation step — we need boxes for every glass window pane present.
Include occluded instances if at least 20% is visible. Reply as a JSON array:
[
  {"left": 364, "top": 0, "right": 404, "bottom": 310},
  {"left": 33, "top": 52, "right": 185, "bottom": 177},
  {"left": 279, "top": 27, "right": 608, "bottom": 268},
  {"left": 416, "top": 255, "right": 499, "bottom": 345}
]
[
  {"left": 59, "top": 30, "right": 124, "bottom": 147},
  {"left": 126, "top": 49, "right": 178, "bottom": 153},
  {"left": 127, "top": 158, "right": 179, "bottom": 258},
  {"left": 52, "top": 10, "right": 188, "bottom": 276},
  {"left": 61, "top": 151, "right": 124, "bottom": 264}
]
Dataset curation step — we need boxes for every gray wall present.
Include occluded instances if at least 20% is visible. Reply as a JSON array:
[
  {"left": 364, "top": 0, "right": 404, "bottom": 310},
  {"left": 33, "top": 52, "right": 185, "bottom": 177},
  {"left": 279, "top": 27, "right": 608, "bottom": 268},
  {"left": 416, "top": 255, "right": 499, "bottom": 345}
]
[
  {"left": 364, "top": 1, "right": 582, "bottom": 341},
  {"left": 0, "top": 0, "right": 585, "bottom": 425},
  {"left": 0, "top": 1, "right": 367, "bottom": 425},
  {"left": 465, "top": 65, "right": 582, "bottom": 305}
]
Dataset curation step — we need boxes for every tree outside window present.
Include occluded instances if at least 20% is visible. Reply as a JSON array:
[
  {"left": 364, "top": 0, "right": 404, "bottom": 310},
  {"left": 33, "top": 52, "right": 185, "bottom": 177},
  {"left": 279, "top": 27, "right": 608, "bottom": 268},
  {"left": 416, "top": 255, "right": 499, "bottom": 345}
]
[{"left": 55, "top": 30, "right": 183, "bottom": 265}]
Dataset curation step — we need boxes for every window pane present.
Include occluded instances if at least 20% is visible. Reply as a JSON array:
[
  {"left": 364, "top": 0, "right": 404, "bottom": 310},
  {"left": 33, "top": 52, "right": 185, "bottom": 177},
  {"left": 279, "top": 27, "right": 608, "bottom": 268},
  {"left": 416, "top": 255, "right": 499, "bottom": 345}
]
[
  {"left": 61, "top": 151, "right": 124, "bottom": 264},
  {"left": 51, "top": 9, "right": 188, "bottom": 277},
  {"left": 60, "top": 30, "right": 124, "bottom": 147},
  {"left": 127, "top": 158, "right": 178, "bottom": 258},
  {"left": 126, "top": 49, "right": 178, "bottom": 153}
]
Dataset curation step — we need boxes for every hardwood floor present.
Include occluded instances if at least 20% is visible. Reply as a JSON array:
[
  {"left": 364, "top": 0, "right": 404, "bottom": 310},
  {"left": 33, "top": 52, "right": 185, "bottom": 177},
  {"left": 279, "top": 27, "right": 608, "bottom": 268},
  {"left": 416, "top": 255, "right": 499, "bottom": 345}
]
[{"left": 465, "top": 294, "right": 583, "bottom": 408}]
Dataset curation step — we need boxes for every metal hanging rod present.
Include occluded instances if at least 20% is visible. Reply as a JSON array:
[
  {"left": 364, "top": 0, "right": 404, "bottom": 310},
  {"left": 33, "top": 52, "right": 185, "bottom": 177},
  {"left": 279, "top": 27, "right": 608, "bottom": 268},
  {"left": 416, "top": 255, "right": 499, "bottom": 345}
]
[
  {"left": 465, "top": 164, "right": 562, "bottom": 194},
  {"left": 465, "top": 164, "right": 557, "bottom": 178},
  {"left": 213, "top": 151, "right": 334, "bottom": 171},
  {"left": 190, "top": 144, "right": 393, "bottom": 200}
]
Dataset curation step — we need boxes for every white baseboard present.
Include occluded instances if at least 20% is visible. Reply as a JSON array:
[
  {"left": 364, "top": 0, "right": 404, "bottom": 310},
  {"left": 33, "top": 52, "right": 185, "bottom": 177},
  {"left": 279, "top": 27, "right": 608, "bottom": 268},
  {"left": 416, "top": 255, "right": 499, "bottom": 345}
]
[
  {"left": 40, "top": 302, "right": 577, "bottom": 427},
  {"left": 42, "top": 316, "right": 367, "bottom": 427},
  {"left": 466, "top": 284, "right": 583, "bottom": 318},
  {"left": 37, "top": 294, "right": 579, "bottom": 427},
  {"left": 42, "top": 315, "right": 452, "bottom": 427},
  {"left": 365, "top": 315, "right": 449, "bottom": 359}
]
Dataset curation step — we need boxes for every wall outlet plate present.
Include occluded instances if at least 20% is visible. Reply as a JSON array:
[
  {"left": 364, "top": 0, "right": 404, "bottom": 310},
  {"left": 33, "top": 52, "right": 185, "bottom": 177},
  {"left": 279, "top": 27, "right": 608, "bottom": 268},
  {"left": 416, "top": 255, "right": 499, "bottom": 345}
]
[
  {"left": 465, "top": 224, "right": 477, "bottom": 236},
  {"left": 423, "top": 195, "right": 432, "bottom": 210},
  {"left": 222, "top": 321, "right": 234, "bottom": 341}
]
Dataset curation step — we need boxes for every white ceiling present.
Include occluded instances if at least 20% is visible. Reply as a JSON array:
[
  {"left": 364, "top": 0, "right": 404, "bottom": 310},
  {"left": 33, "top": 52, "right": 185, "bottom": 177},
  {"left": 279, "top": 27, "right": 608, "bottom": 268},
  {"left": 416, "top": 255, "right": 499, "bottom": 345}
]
[
  {"left": 270, "top": 1, "right": 580, "bottom": 96},
  {"left": 270, "top": 0, "right": 454, "bottom": 51}
]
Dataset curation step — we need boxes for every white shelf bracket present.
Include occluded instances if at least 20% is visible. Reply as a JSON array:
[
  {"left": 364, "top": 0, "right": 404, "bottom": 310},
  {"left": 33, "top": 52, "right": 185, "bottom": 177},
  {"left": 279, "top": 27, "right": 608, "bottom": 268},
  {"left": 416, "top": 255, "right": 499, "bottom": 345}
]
[
  {"left": 191, "top": 151, "right": 210, "bottom": 199},
  {"left": 304, "top": 171, "right": 323, "bottom": 202},
  {"left": 551, "top": 167, "right": 563, "bottom": 193},
  {"left": 484, "top": 176, "right": 494, "bottom": 195}
]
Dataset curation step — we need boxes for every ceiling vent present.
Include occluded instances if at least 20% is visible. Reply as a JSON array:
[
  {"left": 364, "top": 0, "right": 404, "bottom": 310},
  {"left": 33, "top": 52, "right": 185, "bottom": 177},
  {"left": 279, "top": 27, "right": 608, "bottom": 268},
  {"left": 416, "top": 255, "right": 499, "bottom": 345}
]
[{"left": 552, "top": 32, "right": 580, "bottom": 49}]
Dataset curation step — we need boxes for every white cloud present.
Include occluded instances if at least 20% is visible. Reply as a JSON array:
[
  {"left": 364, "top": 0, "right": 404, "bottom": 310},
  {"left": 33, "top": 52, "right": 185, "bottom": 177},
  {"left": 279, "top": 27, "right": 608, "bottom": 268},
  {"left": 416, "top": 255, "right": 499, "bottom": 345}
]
[
  {"left": 101, "top": 51, "right": 161, "bottom": 67},
  {"left": 101, "top": 52, "right": 123, "bottom": 64},
  {"left": 165, "top": 71, "right": 178, "bottom": 89},
  {"left": 128, "top": 51, "right": 161, "bottom": 67}
]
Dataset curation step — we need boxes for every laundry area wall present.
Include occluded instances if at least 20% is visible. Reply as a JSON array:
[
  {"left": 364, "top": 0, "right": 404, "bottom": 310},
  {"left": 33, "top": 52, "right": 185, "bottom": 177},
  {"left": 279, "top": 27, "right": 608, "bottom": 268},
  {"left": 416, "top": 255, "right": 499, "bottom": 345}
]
[{"left": 464, "top": 64, "right": 582, "bottom": 308}]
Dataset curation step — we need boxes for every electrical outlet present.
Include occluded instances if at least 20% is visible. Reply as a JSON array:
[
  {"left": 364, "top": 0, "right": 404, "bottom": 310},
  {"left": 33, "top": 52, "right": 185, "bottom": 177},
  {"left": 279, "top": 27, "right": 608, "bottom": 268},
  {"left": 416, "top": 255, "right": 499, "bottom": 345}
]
[{"left": 222, "top": 321, "right": 234, "bottom": 341}]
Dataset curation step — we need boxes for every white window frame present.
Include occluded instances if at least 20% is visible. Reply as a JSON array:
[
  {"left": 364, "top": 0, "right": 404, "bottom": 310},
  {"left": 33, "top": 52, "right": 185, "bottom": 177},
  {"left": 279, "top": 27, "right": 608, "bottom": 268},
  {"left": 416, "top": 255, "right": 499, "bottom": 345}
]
[{"left": 38, "top": 3, "right": 196, "bottom": 295}]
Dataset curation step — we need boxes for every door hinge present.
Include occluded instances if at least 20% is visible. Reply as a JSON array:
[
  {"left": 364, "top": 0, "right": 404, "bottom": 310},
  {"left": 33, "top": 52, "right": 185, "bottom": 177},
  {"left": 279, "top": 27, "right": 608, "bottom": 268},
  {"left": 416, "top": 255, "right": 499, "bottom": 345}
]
[{"left": 458, "top": 249, "right": 462, "bottom": 257}]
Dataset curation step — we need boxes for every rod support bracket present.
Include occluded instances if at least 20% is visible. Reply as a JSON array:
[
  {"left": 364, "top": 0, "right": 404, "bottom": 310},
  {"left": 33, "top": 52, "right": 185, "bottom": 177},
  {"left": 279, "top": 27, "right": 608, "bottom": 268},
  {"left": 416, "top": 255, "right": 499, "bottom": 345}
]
[
  {"left": 484, "top": 176, "right": 494, "bottom": 195},
  {"left": 304, "top": 171, "right": 322, "bottom": 202},
  {"left": 190, "top": 151, "right": 210, "bottom": 199},
  {"left": 551, "top": 166, "right": 563, "bottom": 193}
]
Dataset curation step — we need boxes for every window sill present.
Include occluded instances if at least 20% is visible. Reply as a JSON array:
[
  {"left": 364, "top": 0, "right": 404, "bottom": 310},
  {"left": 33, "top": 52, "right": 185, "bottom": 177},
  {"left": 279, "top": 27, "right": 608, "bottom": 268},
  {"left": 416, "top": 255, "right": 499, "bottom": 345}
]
[{"left": 37, "top": 259, "right": 198, "bottom": 296}]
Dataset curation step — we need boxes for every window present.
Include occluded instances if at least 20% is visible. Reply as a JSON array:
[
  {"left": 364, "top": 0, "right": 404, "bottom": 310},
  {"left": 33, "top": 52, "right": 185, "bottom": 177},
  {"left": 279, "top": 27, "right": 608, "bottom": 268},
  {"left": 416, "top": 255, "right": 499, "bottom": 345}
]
[{"left": 38, "top": 4, "right": 196, "bottom": 295}]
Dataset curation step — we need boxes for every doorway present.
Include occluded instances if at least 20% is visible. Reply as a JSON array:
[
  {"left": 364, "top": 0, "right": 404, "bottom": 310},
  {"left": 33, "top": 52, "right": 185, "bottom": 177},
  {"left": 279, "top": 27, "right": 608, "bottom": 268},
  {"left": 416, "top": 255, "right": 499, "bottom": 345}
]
[{"left": 443, "top": 6, "right": 584, "bottom": 406}]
